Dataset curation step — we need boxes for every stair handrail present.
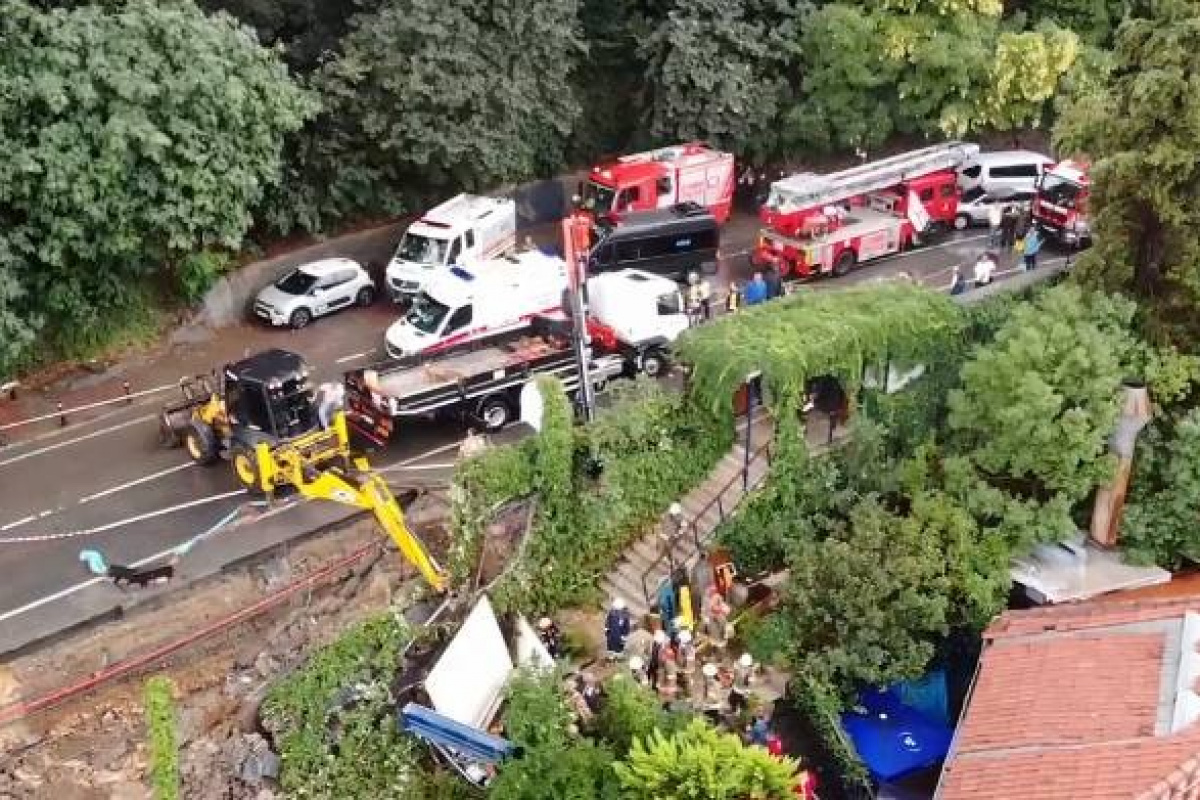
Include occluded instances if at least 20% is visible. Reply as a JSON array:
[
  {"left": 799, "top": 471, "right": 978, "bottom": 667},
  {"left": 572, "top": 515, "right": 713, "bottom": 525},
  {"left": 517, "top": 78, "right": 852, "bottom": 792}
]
[{"left": 639, "top": 437, "right": 774, "bottom": 602}]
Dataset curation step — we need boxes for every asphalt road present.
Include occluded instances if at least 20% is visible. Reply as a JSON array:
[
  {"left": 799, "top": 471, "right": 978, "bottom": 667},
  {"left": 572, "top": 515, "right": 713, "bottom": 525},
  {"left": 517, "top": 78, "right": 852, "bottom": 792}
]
[{"left": 0, "top": 208, "right": 1055, "bottom": 633}]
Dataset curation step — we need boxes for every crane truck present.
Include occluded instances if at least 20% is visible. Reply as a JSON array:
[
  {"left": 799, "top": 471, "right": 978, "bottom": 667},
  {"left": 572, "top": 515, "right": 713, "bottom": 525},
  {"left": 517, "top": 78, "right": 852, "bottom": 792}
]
[
  {"left": 753, "top": 143, "right": 979, "bottom": 279},
  {"left": 158, "top": 349, "right": 448, "bottom": 593}
]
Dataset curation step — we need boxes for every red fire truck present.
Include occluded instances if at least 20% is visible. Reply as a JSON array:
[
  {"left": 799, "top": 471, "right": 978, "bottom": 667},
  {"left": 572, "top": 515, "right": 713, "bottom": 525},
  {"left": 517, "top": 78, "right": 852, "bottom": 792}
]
[
  {"left": 581, "top": 143, "right": 735, "bottom": 224},
  {"left": 752, "top": 143, "right": 980, "bottom": 279},
  {"left": 1033, "top": 159, "right": 1091, "bottom": 248}
]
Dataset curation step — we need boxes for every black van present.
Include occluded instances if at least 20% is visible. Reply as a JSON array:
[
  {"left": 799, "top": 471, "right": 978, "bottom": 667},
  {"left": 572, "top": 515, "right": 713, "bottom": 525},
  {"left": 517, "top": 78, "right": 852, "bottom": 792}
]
[{"left": 589, "top": 203, "right": 719, "bottom": 281}]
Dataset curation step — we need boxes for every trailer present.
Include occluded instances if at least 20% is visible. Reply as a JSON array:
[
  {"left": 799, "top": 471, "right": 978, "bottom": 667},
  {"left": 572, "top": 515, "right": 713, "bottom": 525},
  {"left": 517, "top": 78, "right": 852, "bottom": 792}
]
[{"left": 346, "top": 316, "right": 625, "bottom": 436}]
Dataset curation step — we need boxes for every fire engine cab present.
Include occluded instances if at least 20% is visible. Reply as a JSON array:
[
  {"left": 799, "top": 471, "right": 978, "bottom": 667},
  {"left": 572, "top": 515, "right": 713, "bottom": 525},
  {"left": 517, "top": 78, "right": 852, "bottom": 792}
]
[
  {"left": 1033, "top": 160, "right": 1091, "bottom": 248},
  {"left": 753, "top": 143, "right": 980, "bottom": 279},
  {"left": 582, "top": 143, "right": 735, "bottom": 224}
]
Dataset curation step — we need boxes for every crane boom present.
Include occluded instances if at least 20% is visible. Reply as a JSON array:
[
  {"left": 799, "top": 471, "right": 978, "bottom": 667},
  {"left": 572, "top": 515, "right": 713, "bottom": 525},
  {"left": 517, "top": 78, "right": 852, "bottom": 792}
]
[
  {"left": 251, "top": 412, "right": 450, "bottom": 593},
  {"left": 769, "top": 142, "right": 980, "bottom": 211}
]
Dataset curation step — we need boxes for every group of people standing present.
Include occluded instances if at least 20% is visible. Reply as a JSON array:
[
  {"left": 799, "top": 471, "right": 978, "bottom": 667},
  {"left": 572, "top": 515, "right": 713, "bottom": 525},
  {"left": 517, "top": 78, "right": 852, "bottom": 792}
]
[{"left": 951, "top": 202, "right": 1045, "bottom": 295}]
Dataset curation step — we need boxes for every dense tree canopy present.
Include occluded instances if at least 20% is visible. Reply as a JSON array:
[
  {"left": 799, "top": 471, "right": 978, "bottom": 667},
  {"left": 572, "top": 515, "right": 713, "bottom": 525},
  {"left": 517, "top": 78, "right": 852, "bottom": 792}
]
[
  {"left": 1055, "top": 0, "right": 1200, "bottom": 344},
  {"left": 0, "top": 0, "right": 312, "bottom": 369}
]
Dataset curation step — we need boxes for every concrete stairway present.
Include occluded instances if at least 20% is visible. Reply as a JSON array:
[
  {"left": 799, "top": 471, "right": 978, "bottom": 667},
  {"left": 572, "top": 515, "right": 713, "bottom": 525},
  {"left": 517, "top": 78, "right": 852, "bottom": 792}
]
[{"left": 600, "top": 414, "right": 775, "bottom": 619}]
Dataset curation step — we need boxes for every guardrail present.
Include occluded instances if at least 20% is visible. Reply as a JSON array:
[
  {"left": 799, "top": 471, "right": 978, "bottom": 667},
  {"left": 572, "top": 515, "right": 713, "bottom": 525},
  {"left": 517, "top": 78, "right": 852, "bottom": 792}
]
[{"left": 639, "top": 438, "right": 773, "bottom": 602}]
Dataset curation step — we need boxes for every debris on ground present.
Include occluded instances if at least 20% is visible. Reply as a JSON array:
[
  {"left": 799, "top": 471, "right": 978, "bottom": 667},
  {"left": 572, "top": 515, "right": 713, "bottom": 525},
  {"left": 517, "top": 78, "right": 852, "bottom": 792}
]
[{"left": 0, "top": 492, "right": 447, "bottom": 799}]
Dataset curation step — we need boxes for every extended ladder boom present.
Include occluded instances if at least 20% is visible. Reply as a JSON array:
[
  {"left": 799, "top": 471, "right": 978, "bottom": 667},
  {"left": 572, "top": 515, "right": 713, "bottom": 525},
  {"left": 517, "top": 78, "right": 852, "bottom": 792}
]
[{"left": 769, "top": 142, "right": 980, "bottom": 211}]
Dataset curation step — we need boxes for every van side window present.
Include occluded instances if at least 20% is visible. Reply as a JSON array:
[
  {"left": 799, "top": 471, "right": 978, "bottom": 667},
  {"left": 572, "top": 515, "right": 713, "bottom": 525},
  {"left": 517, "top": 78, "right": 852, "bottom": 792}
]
[
  {"left": 592, "top": 243, "right": 614, "bottom": 268},
  {"left": 693, "top": 228, "right": 718, "bottom": 250},
  {"left": 445, "top": 305, "right": 473, "bottom": 334},
  {"left": 464, "top": 229, "right": 475, "bottom": 250},
  {"left": 637, "top": 236, "right": 674, "bottom": 259},
  {"left": 991, "top": 164, "right": 1040, "bottom": 178},
  {"left": 447, "top": 237, "right": 462, "bottom": 264}
]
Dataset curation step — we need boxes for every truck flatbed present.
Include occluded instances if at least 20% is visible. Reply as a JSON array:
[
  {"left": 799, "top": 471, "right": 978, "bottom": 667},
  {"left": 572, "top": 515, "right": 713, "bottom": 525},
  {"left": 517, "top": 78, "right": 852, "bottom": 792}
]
[{"left": 373, "top": 333, "right": 569, "bottom": 398}]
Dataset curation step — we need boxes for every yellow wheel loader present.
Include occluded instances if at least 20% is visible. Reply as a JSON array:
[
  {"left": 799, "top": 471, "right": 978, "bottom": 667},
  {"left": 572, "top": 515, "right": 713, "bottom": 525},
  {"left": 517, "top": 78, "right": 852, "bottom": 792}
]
[{"left": 160, "top": 349, "right": 447, "bottom": 593}]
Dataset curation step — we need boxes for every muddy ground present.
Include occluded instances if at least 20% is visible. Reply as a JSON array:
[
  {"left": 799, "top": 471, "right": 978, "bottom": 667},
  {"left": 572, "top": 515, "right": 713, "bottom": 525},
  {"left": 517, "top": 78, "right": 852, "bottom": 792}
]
[{"left": 0, "top": 494, "right": 449, "bottom": 800}]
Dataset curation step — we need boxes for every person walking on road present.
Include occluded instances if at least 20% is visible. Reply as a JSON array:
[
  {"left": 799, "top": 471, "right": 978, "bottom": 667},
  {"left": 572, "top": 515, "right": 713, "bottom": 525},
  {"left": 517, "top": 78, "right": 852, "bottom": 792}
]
[
  {"left": 743, "top": 273, "right": 769, "bottom": 306},
  {"left": 988, "top": 202, "right": 1004, "bottom": 247},
  {"left": 1000, "top": 204, "right": 1019, "bottom": 249},
  {"left": 1022, "top": 226, "right": 1043, "bottom": 271}
]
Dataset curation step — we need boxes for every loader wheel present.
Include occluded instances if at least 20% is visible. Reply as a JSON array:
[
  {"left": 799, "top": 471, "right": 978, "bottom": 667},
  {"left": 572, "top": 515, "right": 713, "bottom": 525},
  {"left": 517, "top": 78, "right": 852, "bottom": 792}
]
[
  {"left": 231, "top": 446, "right": 264, "bottom": 496},
  {"left": 183, "top": 420, "right": 219, "bottom": 465},
  {"left": 158, "top": 413, "right": 181, "bottom": 448}
]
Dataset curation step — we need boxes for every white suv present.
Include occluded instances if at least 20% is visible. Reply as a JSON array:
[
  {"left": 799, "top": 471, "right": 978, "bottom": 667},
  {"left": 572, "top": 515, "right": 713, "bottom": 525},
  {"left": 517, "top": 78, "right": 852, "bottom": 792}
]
[{"left": 253, "top": 258, "right": 375, "bottom": 329}]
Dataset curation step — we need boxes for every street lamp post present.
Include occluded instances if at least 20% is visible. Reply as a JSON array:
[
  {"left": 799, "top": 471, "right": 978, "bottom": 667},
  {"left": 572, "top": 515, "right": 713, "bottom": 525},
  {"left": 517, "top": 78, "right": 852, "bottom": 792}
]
[
  {"left": 562, "top": 212, "right": 597, "bottom": 422},
  {"left": 743, "top": 371, "right": 762, "bottom": 490}
]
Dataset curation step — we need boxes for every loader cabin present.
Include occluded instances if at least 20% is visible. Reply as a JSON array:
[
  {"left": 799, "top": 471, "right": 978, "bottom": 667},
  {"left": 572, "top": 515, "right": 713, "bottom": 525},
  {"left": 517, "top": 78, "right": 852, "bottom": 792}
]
[
  {"left": 587, "top": 203, "right": 719, "bottom": 282},
  {"left": 221, "top": 349, "right": 317, "bottom": 440}
]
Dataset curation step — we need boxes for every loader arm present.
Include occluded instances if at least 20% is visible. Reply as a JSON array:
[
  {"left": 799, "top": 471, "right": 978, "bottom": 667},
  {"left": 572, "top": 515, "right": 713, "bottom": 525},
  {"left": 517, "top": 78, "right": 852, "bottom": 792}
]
[{"left": 251, "top": 413, "right": 450, "bottom": 594}]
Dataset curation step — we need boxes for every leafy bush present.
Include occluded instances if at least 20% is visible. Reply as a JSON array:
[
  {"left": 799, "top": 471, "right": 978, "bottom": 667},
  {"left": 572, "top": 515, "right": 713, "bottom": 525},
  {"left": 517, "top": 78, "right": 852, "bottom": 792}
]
[
  {"left": 143, "top": 676, "right": 179, "bottom": 800},
  {"left": 260, "top": 613, "right": 419, "bottom": 797},
  {"left": 593, "top": 676, "right": 686, "bottom": 757},
  {"left": 1122, "top": 409, "right": 1200, "bottom": 568},
  {"left": 614, "top": 718, "right": 800, "bottom": 799}
]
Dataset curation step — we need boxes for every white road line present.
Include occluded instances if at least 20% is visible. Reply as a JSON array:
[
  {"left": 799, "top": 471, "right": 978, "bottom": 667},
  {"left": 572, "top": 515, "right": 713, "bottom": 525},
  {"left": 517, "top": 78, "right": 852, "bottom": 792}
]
[
  {"left": 79, "top": 462, "right": 195, "bottom": 505},
  {"left": 335, "top": 351, "right": 374, "bottom": 364},
  {"left": 0, "top": 415, "right": 155, "bottom": 469},
  {"left": 0, "top": 382, "right": 176, "bottom": 432},
  {"left": 0, "top": 514, "right": 36, "bottom": 533},
  {"left": 390, "top": 461, "right": 456, "bottom": 472}
]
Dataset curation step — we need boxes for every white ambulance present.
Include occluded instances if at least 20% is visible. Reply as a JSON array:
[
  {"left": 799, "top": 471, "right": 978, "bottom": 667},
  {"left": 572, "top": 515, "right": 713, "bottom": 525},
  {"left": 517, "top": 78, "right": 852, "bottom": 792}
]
[
  {"left": 384, "top": 250, "right": 567, "bottom": 359},
  {"left": 385, "top": 194, "right": 517, "bottom": 303}
]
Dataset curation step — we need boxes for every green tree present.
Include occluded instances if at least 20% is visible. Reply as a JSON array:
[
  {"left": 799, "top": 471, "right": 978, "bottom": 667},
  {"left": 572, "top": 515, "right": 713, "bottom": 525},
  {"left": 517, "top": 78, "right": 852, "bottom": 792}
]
[
  {"left": 948, "top": 284, "right": 1125, "bottom": 507},
  {"left": 1024, "top": 0, "right": 1128, "bottom": 45},
  {"left": 0, "top": 0, "right": 312, "bottom": 358},
  {"left": 197, "top": 0, "right": 380, "bottom": 72},
  {"left": 271, "top": 0, "right": 583, "bottom": 234},
  {"left": 1121, "top": 410, "right": 1200, "bottom": 568},
  {"left": 614, "top": 719, "right": 800, "bottom": 799},
  {"left": 640, "top": 0, "right": 807, "bottom": 161},
  {"left": 782, "top": 497, "right": 950, "bottom": 692},
  {"left": 0, "top": 254, "right": 38, "bottom": 376},
  {"left": 1054, "top": 0, "right": 1200, "bottom": 344}
]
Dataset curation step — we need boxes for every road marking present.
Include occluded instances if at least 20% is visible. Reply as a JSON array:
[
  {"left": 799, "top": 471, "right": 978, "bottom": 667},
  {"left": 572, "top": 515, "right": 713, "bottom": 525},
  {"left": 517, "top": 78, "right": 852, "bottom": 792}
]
[
  {"left": 0, "top": 514, "right": 37, "bottom": 532},
  {"left": 0, "top": 382, "right": 176, "bottom": 432},
  {"left": 0, "top": 415, "right": 155, "bottom": 469},
  {"left": 79, "top": 462, "right": 195, "bottom": 504},
  {"left": 336, "top": 351, "right": 374, "bottom": 364},
  {"left": 0, "top": 490, "right": 245, "bottom": 544},
  {"left": 390, "top": 461, "right": 456, "bottom": 471}
]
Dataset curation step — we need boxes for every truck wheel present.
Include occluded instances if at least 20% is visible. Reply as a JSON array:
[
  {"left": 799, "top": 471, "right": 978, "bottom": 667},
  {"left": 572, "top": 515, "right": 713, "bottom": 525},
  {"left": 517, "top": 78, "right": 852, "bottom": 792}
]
[
  {"left": 289, "top": 308, "right": 312, "bottom": 329},
  {"left": 642, "top": 350, "right": 669, "bottom": 378},
  {"left": 953, "top": 214, "right": 970, "bottom": 231},
  {"left": 231, "top": 445, "right": 264, "bottom": 496},
  {"left": 833, "top": 250, "right": 857, "bottom": 277},
  {"left": 183, "top": 420, "right": 220, "bottom": 466},
  {"left": 477, "top": 397, "right": 513, "bottom": 432}
]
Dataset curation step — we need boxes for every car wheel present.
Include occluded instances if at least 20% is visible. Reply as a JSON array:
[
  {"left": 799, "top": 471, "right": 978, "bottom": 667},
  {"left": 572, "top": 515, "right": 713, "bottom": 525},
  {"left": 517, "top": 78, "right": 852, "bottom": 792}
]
[
  {"left": 954, "top": 214, "right": 970, "bottom": 231},
  {"left": 289, "top": 308, "right": 312, "bottom": 329},
  {"left": 477, "top": 397, "right": 512, "bottom": 432},
  {"left": 642, "top": 349, "right": 669, "bottom": 378},
  {"left": 355, "top": 286, "right": 375, "bottom": 307},
  {"left": 832, "top": 249, "right": 857, "bottom": 277}
]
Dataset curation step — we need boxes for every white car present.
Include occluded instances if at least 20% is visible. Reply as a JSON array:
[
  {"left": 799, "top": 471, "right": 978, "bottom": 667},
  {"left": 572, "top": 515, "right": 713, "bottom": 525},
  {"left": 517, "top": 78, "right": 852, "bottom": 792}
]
[
  {"left": 253, "top": 258, "right": 376, "bottom": 329},
  {"left": 953, "top": 188, "right": 1034, "bottom": 230}
]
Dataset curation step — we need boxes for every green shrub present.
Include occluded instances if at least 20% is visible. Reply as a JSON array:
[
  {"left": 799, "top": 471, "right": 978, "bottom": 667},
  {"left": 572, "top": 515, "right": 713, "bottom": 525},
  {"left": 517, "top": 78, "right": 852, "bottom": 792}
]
[
  {"left": 144, "top": 676, "right": 180, "bottom": 800},
  {"left": 594, "top": 676, "right": 686, "bottom": 757},
  {"left": 260, "top": 613, "right": 419, "bottom": 797}
]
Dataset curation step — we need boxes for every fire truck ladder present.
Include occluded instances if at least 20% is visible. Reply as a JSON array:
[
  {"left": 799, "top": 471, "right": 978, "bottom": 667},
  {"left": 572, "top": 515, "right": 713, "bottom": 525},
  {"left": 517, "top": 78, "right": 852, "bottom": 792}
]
[{"left": 771, "top": 142, "right": 981, "bottom": 210}]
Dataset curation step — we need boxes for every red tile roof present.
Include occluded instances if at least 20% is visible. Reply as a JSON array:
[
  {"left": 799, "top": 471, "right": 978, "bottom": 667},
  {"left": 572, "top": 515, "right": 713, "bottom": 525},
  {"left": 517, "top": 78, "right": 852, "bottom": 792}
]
[{"left": 938, "top": 597, "right": 1200, "bottom": 800}]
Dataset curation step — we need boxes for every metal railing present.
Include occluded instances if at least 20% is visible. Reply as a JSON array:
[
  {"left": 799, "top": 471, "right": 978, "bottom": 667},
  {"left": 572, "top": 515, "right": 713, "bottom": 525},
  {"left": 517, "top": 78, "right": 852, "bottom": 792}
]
[{"left": 639, "top": 438, "right": 774, "bottom": 602}]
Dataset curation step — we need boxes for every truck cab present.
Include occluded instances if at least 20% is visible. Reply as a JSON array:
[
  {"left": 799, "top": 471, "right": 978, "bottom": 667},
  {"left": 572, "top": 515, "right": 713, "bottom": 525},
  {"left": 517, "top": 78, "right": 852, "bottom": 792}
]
[
  {"left": 386, "top": 194, "right": 516, "bottom": 303},
  {"left": 1034, "top": 161, "right": 1091, "bottom": 247},
  {"left": 586, "top": 269, "right": 690, "bottom": 377},
  {"left": 384, "top": 252, "right": 568, "bottom": 359}
]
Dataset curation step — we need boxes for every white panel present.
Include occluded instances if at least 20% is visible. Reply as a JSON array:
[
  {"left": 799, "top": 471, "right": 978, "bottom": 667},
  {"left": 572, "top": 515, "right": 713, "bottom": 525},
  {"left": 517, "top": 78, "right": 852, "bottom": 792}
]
[{"left": 425, "top": 595, "right": 514, "bottom": 729}]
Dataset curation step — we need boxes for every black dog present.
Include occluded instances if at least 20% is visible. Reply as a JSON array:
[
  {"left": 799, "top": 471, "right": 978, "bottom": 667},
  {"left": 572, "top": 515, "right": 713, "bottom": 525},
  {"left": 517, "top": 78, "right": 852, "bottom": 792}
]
[{"left": 108, "top": 555, "right": 180, "bottom": 589}]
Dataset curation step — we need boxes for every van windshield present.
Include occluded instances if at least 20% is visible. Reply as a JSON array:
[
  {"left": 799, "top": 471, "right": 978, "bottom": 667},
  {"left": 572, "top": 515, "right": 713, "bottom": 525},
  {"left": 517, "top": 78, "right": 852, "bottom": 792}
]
[
  {"left": 583, "top": 181, "right": 616, "bottom": 215},
  {"left": 1039, "top": 174, "right": 1082, "bottom": 209},
  {"left": 405, "top": 293, "right": 450, "bottom": 334},
  {"left": 397, "top": 233, "right": 449, "bottom": 266}
]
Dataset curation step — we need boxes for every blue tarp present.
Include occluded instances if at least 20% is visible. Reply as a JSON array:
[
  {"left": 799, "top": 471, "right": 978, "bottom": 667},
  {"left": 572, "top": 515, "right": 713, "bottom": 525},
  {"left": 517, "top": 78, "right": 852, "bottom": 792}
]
[
  {"left": 895, "top": 669, "right": 949, "bottom": 725},
  {"left": 840, "top": 686, "right": 953, "bottom": 783},
  {"left": 399, "top": 702, "right": 514, "bottom": 764}
]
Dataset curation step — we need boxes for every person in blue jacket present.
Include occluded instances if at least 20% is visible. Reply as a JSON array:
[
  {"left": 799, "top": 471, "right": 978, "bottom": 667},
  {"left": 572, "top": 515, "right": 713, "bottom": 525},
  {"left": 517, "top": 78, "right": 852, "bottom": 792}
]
[
  {"left": 1022, "top": 226, "right": 1043, "bottom": 271},
  {"left": 743, "top": 272, "right": 769, "bottom": 305}
]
